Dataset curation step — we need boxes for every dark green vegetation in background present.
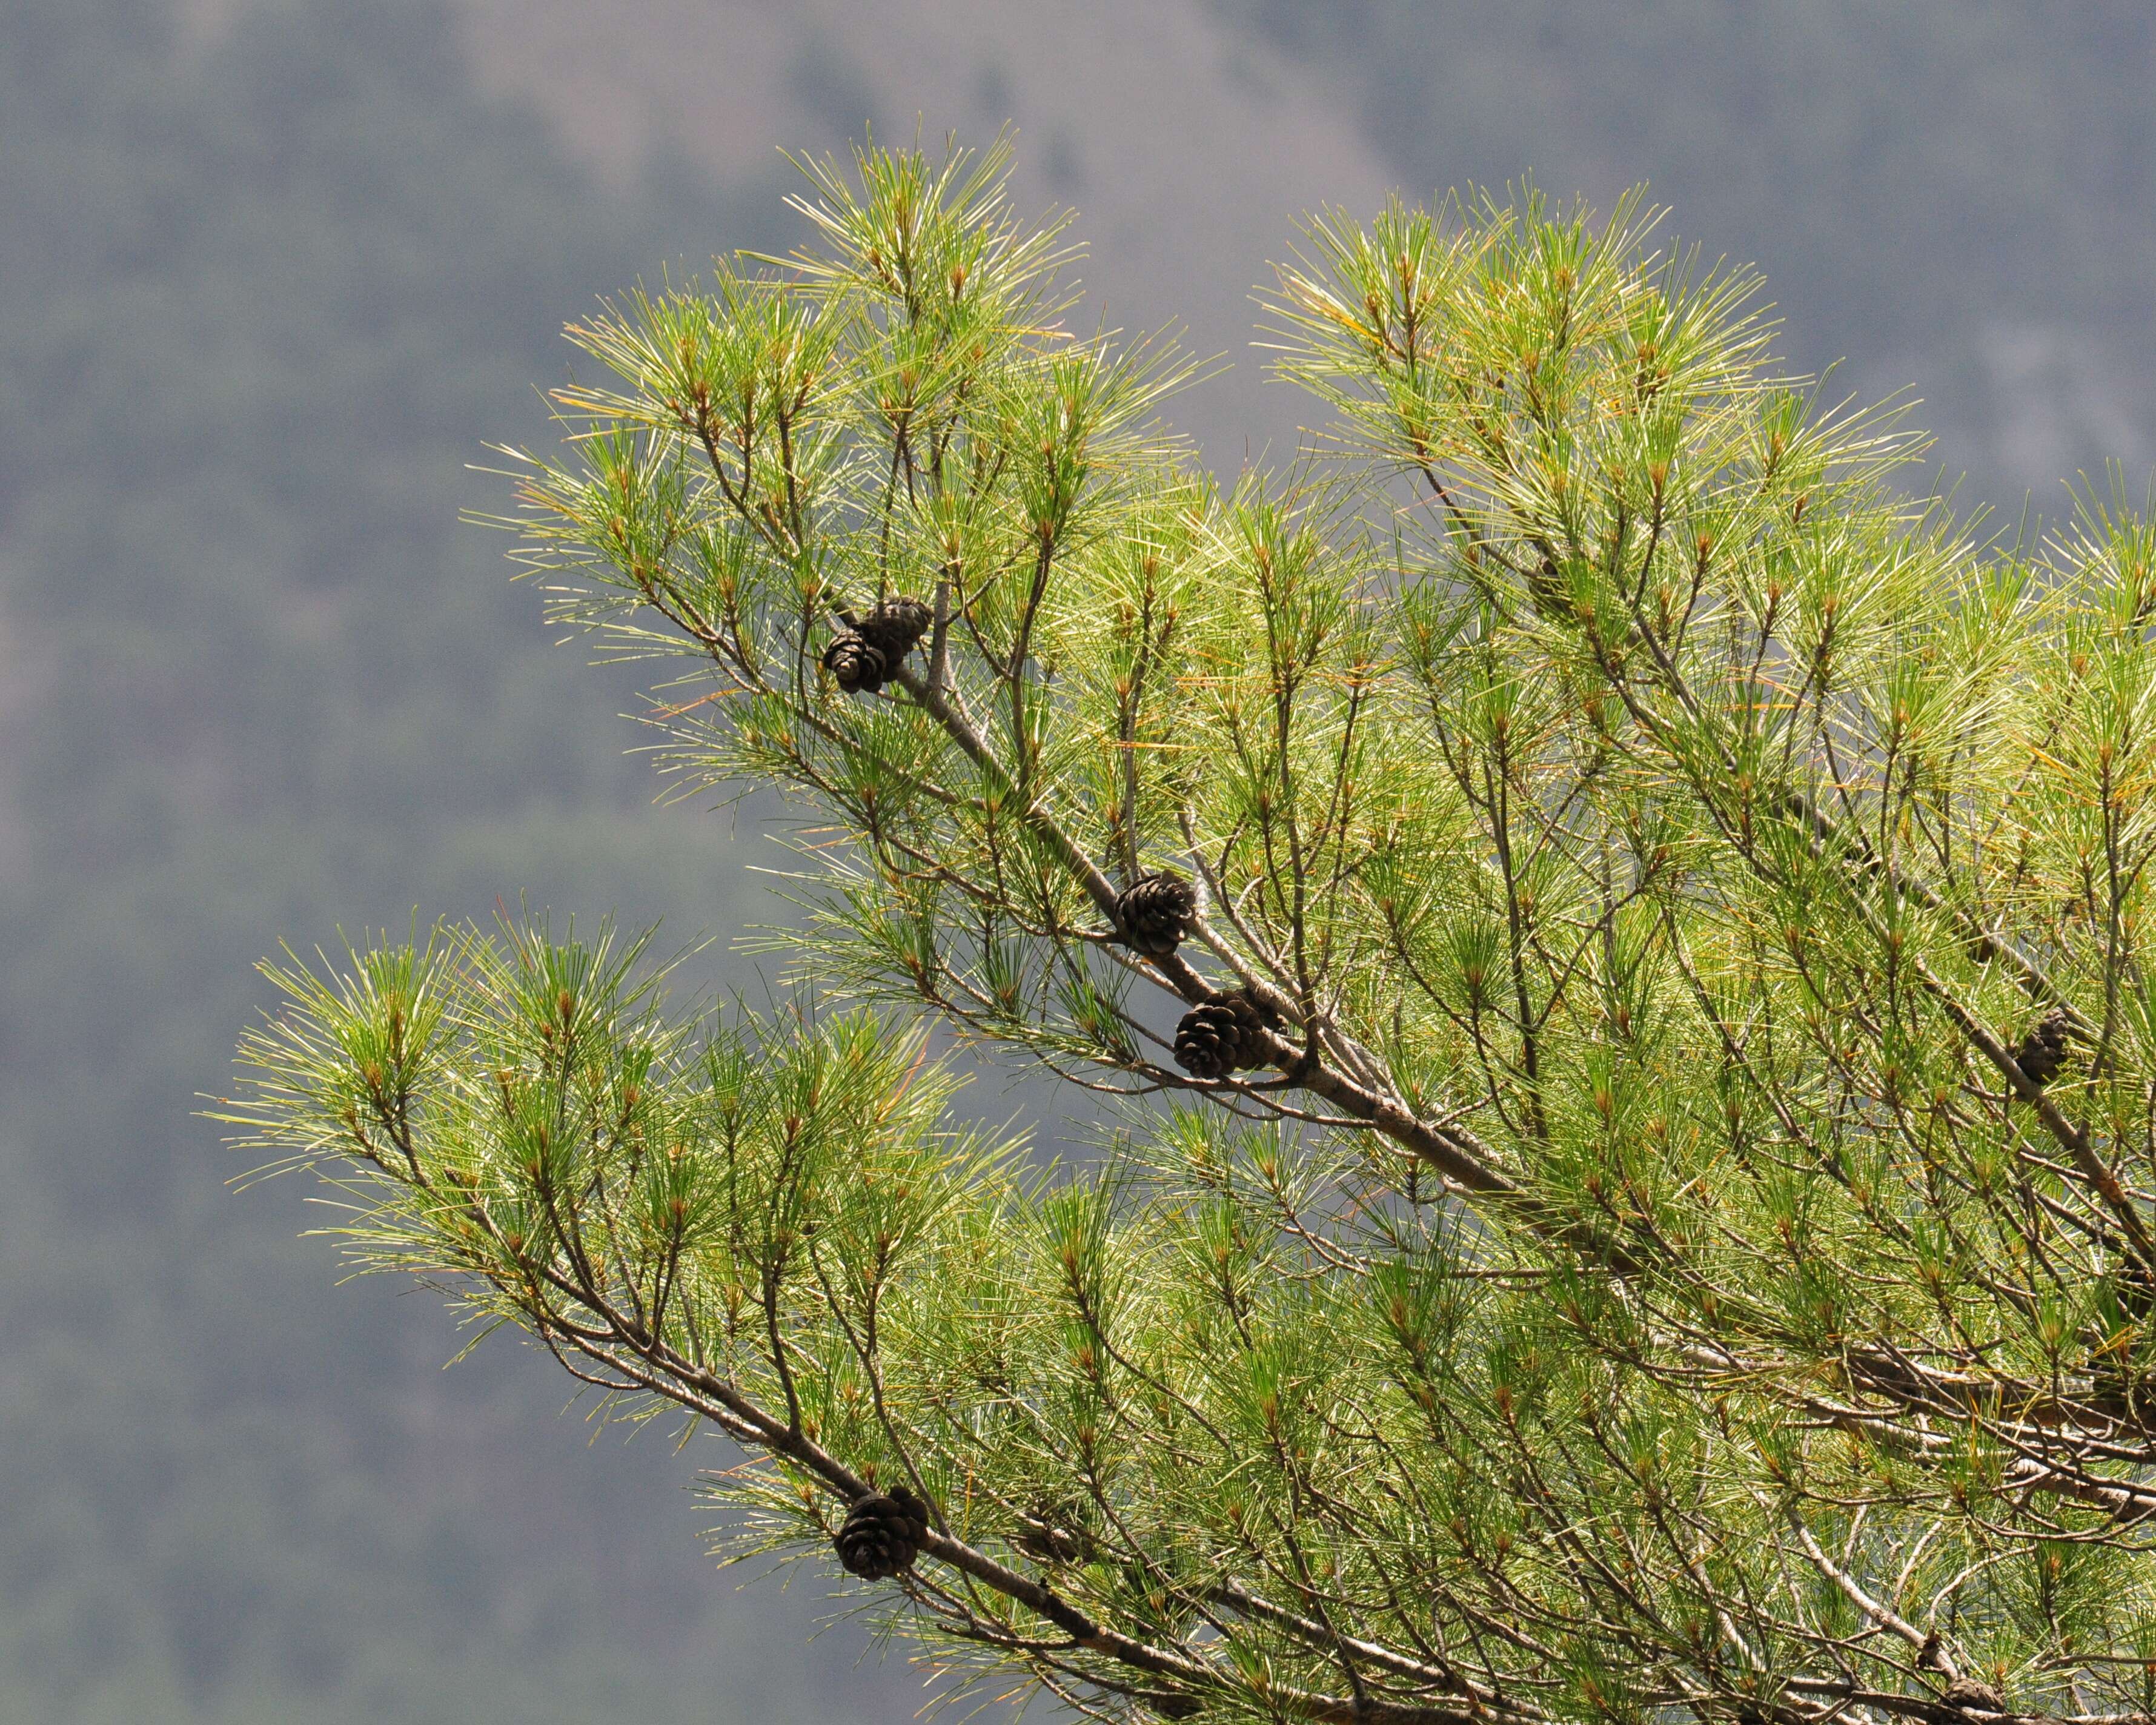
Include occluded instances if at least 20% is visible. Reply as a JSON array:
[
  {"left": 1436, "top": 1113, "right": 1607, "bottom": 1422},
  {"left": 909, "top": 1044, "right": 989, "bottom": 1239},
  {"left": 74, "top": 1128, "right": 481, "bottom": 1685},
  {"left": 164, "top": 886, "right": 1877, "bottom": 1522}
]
[
  {"left": 0, "top": 2, "right": 910, "bottom": 1719},
  {"left": 2, "top": 0, "right": 2152, "bottom": 1720}
]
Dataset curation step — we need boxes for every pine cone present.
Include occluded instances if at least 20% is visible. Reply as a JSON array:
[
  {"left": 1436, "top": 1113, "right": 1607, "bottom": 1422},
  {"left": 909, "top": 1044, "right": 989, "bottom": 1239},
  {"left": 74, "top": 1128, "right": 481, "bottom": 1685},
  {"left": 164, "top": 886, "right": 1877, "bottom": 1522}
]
[
  {"left": 823, "top": 630, "right": 889, "bottom": 695},
  {"left": 2013, "top": 1007, "right": 2070, "bottom": 1089},
  {"left": 1939, "top": 1676, "right": 2007, "bottom": 1717},
  {"left": 1115, "top": 872, "right": 1196, "bottom": 956},
  {"left": 1172, "top": 990, "right": 1281, "bottom": 1079},
  {"left": 834, "top": 1487, "right": 931, "bottom": 1580},
  {"left": 858, "top": 595, "right": 932, "bottom": 663}
]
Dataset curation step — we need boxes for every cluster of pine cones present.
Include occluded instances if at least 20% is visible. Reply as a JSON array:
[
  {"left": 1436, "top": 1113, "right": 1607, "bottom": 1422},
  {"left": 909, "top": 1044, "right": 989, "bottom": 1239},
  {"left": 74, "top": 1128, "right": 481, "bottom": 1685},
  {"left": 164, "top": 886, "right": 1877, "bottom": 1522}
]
[
  {"left": 1108, "top": 873, "right": 1287, "bottom": 1079},
  {"left": 823, "top": 595, "right": 934, "bottom": 694},
  {"left": 833, "top": 1486, "right": 932, "bottom": 1580}
]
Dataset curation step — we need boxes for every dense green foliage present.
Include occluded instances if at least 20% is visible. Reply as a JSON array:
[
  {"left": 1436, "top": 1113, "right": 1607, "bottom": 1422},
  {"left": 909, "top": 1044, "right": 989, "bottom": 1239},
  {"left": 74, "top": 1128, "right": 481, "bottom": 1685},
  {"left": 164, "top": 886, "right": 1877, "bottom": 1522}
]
[{"left": 233, "top": 142, "right": 2156, "bottom": 1724}]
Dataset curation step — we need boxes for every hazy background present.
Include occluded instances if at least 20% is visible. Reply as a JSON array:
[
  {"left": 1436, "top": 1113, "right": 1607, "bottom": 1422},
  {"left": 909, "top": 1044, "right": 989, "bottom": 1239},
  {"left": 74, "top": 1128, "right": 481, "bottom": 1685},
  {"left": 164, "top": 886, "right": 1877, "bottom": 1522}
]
[{"left": 2, "top": 2, "right": 2151, "bottom": 1718}]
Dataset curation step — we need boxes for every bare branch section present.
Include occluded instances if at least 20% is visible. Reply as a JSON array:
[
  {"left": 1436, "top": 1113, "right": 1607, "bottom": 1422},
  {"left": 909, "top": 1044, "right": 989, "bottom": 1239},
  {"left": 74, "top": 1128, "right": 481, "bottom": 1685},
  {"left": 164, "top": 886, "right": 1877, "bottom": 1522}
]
[{"left": 232, "top": 142, "right": 2156, "bottom": 1722}]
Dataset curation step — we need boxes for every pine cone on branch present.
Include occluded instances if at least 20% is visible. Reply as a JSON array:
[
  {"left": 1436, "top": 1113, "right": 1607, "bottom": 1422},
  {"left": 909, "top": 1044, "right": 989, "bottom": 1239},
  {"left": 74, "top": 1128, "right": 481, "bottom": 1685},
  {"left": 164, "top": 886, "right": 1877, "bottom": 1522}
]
[
  {"left": 824, "top": 598, "right": 930, "bottom": 697},
  {"left": 823, "top": 630, "right": 889, "bottom": 695},
  {"left": 2012, "top": 1007, "right": 2070, "bottom": 1089},
  {"left": 834, "top": 1486, "right": 932, "bottom": 1579},
  {"left": 1115, "top": 872, "right": 1196, "bottom": 956},
  {"left": 857, "top": 594, "right": 933, "bottom": 662},
  {"left": 1172, "top": 990, "right": 1281, "bottom": 1079}
]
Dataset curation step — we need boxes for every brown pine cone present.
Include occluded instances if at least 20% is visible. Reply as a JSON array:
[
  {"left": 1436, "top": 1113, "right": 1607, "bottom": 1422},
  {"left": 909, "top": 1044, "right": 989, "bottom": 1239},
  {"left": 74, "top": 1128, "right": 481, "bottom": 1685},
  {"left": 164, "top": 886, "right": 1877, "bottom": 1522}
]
[
  {"left": 2013, "top": 1007, "right": 2070, "bottom": 1089},
  {"left": 823, "top": 631, "right": 889, "bottom": 695},
  {"left": 858, "top": 595, "right": 933, "bottom": 662},
  {"left": 1115, "top": 872, "right": 1196, "bottom": 956},
  {"left": 834, "top": 1486, "right": 931, "bottom": 1579},
  {"left": 1173, "top": 999, "right": 1249, "bottom": 1078},
  {"left": 1172, "top": 990, "right": 1280, "bottom": 1079}
]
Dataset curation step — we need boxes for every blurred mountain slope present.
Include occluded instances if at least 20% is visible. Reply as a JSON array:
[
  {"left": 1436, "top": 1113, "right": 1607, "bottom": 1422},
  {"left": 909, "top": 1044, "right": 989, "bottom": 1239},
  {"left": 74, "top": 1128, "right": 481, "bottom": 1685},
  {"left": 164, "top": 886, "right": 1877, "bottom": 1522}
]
[
  {"left": 451, "top": 0, "right": 1395, "bottom": 468},
  {"left": 449, "top": 0, "right": 2156, "bottom": 508},
  {"left": 1204, "top": 0, "right": 2156, "bottom": 508}
]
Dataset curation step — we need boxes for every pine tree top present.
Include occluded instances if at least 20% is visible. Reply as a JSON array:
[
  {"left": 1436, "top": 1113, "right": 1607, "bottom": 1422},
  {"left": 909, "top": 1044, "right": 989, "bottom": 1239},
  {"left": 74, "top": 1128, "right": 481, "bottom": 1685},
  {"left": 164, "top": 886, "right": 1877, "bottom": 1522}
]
[{"left": 225, "top": 134, "right": 2156, "bottom": 1725}]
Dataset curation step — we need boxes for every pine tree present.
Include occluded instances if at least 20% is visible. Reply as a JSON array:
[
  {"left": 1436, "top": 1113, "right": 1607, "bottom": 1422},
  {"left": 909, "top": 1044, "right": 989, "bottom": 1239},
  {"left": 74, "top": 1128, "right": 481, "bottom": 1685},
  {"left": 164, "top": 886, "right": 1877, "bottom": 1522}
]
[{"left": 224, "top": 137, "right": 2156, "bottom": 1724}]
